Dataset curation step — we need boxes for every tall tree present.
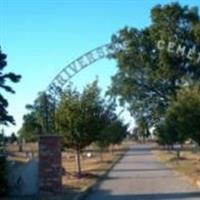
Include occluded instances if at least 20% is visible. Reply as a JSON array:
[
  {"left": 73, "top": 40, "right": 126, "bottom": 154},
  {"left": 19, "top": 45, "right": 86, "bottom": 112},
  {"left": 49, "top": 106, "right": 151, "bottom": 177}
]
[
  {"left": 0, "top": 48, "right": 19, "bottom": 196},
  {"left": 19, "top": 92, "right": 55, "bottom": 141},
  {"left": 108, "top": 3, "right": 200, "bottom": 126},
  {"left": 25, "top": 92, "right": 55, "bottom": 133},
  {"left": 55, "top": 81, "right": 116, "bottom": 177},
  {"left": 10, "top": 132, "right": 17, "bottom": 144},
  {"left": 18, "top": 112, "right": 41, "bottom": 142},
  {"left": 0, "top": 48, "right": 21, "bottom": 125}
]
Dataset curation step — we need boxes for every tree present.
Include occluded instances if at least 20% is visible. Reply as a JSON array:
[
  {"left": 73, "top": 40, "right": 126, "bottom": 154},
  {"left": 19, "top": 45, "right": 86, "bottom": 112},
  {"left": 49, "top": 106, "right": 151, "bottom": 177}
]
[
  {"left": 18, "top": 113, "right": 41, "bottom": 142},
  {"left": 0, "top": 48, "right": 21, "bottom": 125},
  {"left": 55, "top": 81, "right": 109, "bottom": 177},
  {"left": 156, "top": 121, "right": 185, "bottom": 149},
  {"left": 161, "top": 85, "right": 200, "bottom": 146},
  {"left": 95, "top": 115, "right": 127, "bottom": 159},
  {"left": 136, "top": 116, "right": 151, "bottom": 142},
  {"left": 10, "top": 132, "right": 17, "bottom": 144},
  {"left": 94, "top": 102, "right": 117, "bottom": 160},
  {"left": 25, "top": 92, "right": 55, "bottom": 133},
  {"left": 108, "top": 3, "right": 200, "bottom": 127},
  {"left": 19, "top": 92, "right": 55, "bottom": 141},
  {"left": 0, "top": 48, "right": 20, "bottom": 196},
  {"left": 107, "top": 120, "right": 127, "bottom": 147},
  {"left": 95, "top": 129, "right": 111, "bottom": 161}
]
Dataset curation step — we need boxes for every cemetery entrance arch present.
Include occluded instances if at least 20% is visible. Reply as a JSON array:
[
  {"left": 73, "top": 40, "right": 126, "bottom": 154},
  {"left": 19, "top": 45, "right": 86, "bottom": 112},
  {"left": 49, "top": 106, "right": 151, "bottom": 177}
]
[{"left": 46, "top": 43, "right": 121, "bottom": 97}]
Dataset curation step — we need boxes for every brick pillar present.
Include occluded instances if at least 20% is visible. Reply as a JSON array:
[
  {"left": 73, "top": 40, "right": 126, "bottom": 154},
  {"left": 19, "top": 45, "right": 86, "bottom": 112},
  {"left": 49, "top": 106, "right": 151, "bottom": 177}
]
[{"left": 39, "top": 135, "right": 62, "bottom": 193}]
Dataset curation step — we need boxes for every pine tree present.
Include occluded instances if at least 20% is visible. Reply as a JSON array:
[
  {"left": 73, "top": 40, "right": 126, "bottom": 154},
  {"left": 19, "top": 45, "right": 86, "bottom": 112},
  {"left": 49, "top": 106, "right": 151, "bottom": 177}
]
[{"left": 0, "top": 48, "right": 21, "bottom": 125}]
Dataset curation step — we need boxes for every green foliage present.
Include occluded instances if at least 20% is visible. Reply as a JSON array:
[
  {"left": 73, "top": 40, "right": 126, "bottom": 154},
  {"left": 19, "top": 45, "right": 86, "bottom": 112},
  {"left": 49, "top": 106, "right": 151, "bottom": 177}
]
[
  {"left": 96, "top": 119, "right": 127, "bottom": 150},
  {"left": 18, "top": 113, "right": 41, "bottom": 141},
  {"left": 156, "top": 121, "right": 184, "bottom": 146},
  {"left": 107, "top": 120, "right": 127, "bottom": 145},
  {"left": 160, "top": 86, "right": 200, "bottom": 145},
  {"left": 0, "top": 48, "right": 20, "bottom": 195},
  {"left": 19, "top": 92, "right": 55, "bottom": 141},
  {"left": 56, "top": 81, "right": 107, "bottom": 150},
  {"left": 0, "top": 48, "right": 21, "bottom": 125},
  {"left": 26, "top": 92, "right": 55, "bottom": 133},
  {"left": 108, "top": 3, "right": 200, "bottom": 126},
  {"left": 55, "top": 80, "right": 126, "bottom": 176}
]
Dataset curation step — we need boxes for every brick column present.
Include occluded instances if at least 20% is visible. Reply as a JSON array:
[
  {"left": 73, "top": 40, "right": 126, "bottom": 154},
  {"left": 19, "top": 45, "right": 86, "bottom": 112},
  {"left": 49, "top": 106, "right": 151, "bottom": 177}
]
[{"left": 39, "top": 135, "right": 62, "bottom": 193}]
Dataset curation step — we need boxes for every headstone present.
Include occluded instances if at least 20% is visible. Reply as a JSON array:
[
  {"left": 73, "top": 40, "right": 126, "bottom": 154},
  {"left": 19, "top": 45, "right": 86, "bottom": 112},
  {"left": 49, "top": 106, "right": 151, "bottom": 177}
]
[{"left": 39, "top": 135, "right": 62, "bottom": 194}]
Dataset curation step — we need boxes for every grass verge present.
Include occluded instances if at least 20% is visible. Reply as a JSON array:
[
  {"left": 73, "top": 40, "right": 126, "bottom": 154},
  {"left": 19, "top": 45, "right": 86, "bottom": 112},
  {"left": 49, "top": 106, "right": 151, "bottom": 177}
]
[{"left": 153, "top": 147, "right": 200, "bottom": 188}]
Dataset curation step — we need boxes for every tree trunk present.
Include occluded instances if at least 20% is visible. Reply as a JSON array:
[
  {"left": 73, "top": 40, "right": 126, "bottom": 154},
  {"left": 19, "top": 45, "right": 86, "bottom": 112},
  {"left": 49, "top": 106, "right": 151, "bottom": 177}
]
[
  {"left": 176, "top": 149, "right": 181, "bottom": 159},
  {"left": 111, "top": 144, "right": 114, "bottom": 155},
  {"left": 100, "top": 148, "right": 104, "bottom": 162},
  {"left": 76, "top": 147, "right": 82, "bottom": 178},
  {"left": 18, "top": 140, "right": 23, "bottom": 152}
]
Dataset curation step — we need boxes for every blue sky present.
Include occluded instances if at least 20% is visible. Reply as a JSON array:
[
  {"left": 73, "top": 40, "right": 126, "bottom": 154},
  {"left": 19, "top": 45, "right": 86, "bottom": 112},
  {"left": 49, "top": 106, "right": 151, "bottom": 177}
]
[{"left": 0, "top": 0, "right": 199, "bottom": 135}]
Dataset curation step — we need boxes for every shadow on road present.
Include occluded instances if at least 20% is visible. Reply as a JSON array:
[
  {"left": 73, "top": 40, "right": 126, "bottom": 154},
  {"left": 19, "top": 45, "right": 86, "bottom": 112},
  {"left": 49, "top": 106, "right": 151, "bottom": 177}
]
[
  {"left": 86, "top": 144, "right": 200, "bottom": 200},
  {"left": 111, "top": 168, "right": 171, "bottom": 172},
  {"left": 87, "top": 189, "right": 200, "bottom": 200}
]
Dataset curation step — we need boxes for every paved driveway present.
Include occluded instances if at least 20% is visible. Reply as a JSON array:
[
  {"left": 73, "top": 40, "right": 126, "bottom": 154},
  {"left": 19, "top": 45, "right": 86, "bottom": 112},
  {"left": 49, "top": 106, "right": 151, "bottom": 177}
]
[{"left": 85, "top": 144, "right": 200, "bottom": 200}]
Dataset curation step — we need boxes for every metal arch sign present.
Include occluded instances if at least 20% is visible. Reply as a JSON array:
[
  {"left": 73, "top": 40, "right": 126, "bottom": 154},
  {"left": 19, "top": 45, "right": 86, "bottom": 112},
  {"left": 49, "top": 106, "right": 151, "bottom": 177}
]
[
  {"left": 46, "top": 42, "right": 121, "bottom": 97},
  {"left": 157, "top": 40, "right": 200, "bottom": 63},
  {"left": 43, "top": 42, "right": 122, "bottom": 133}
]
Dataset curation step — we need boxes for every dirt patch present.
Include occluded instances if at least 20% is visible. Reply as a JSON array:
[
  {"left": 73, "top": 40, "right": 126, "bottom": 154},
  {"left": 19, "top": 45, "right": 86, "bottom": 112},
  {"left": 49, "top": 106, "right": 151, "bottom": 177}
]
[
  {"left": 61, "top": 144, "right": 127, "bottom": 195},
  {"left": 5, "top": 141, "right": 130, "bottom": 199}
]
